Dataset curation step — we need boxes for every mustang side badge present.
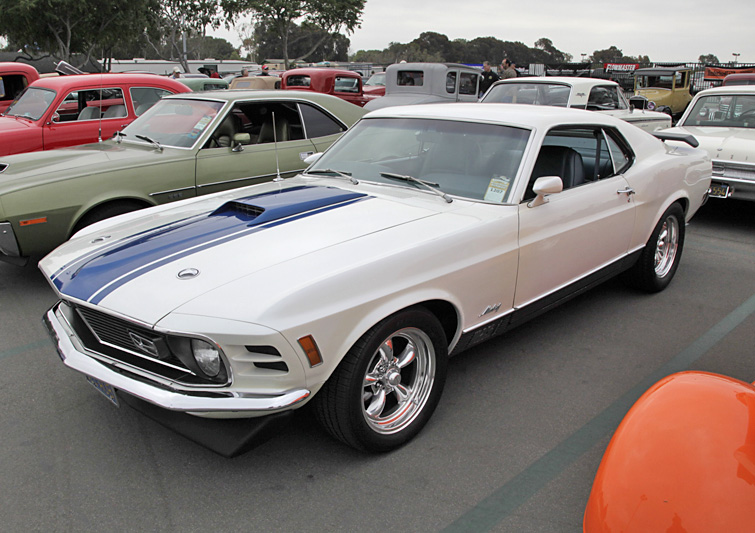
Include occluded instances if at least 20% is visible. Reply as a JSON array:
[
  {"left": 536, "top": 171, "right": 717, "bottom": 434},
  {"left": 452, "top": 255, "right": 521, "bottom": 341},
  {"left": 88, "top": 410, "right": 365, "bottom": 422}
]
[{"left": 479, "top": 303, "right": 502, "bottom": 317}]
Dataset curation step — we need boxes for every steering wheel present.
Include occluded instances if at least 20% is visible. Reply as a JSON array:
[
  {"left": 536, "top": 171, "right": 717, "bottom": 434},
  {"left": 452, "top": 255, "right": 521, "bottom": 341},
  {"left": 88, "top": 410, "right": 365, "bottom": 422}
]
[{"left": 734, "top": 109, "right": 755, "bottom": 121}]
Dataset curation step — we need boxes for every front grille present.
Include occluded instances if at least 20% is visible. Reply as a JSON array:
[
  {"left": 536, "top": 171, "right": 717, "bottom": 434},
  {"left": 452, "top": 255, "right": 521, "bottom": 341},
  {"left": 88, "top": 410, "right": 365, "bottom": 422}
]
[
  {"left": 713, "top": 161, "right": 755, "bottom": 181},
  {"left": 64, "top": 302, "right": 218, "bottom": 385}
]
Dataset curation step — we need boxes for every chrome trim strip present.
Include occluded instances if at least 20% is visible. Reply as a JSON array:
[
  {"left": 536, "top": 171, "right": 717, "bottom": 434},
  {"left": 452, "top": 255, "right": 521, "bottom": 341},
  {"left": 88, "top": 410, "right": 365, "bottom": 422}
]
[
  {"left": 462, "top": 307, "right": 514, "bottom": 334},
  {"left": 45, "top": 305, "right": 310, "bottom": 413},
  {"left": 197, "top": 170, "right": 301, "bottom": 189},
  {"left": 515, "top": 254, "right": 628, "bottom": 310},
  {"left": 148, "top": 186, "right": 197, "bottom": 198}
]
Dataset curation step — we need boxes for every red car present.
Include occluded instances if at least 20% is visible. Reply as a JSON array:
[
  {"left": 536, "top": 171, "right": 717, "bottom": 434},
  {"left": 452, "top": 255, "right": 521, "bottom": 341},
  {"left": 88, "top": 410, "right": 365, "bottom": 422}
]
[
  {"left": 0, "top": 73, "right": 190, "bottom": 156},
  {"left": 280, "top": 68, "right": 377, "bottom": 107},
  {"left": 0, "top": 62, "right": 40, "bottom": 115},
  {"left": 584, "top": 371, "right": 755, "bottom": 532}
]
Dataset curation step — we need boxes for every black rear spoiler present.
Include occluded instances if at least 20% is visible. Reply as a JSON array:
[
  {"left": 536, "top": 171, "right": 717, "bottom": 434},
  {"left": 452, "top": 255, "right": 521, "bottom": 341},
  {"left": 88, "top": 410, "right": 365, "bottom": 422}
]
[{"left": 652, "top": 131, "right": 699, "bottom": 148}]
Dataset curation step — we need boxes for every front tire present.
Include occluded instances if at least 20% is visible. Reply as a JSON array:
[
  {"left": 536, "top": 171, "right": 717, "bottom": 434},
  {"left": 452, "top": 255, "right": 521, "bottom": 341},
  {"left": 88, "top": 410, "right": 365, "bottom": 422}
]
[
  {"left": 314, "top": 307, "right": 448, "bottom": 452},
  {"left": 623, "top": 203, "right": 685, "bottom": 292}
]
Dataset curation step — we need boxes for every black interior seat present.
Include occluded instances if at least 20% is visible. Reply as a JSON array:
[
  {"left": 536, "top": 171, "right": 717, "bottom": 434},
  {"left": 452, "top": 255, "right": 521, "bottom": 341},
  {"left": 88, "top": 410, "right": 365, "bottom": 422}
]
[{"left": 523, "top": 146, "right": 586, "bottom": 201}]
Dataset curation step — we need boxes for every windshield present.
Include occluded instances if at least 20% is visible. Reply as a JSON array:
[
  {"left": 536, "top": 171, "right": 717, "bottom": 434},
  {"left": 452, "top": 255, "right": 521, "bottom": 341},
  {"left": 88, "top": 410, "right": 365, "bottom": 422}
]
[
  {"left": 365, "top": 73, "right": 385, "bottom": 87},
  {"left": 680, "top": 94, "right": 755, "bottom": 128},
  {"left": 120, "top": 98, "right": 225, "bottom": 148},
  {"left": 308, "top": 117, "right": 530, "bottom": 203},
  {"left": 636, "top": 74, "right": 676, "bottom": 90},
  {"left": 482, "top": 82, "right": 571, "bottom": 107},
  {"left": 5, "top": 87, "right": 57, "bottom": 120}
]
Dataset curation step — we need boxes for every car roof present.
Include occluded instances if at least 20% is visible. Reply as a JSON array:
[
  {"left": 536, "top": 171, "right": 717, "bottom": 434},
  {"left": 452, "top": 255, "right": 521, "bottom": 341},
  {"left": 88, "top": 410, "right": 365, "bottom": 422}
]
[
  {"left": 283, "top": 68, "right": 360, "bottom": 78},
  {"left": 494, "top": 76, "right": 619, "bottom": 89},
  {"left": 692, "top": 85, "right": 755, "bottom": 97},
  {"left": 164, "top": 89, "right": 354, "bottom": 103},
  {"left": 29, "top": 73, "right": 188, "bottom": 91},
  {"left": 364, "top": 101, "right": 624, "bottom": 129},
  {"left": 635, "top": 67, "right": 690, "bottom": 75},
  {"left": 385, "top": 62, "right": 480, "bottom": 74},
  {"left": 0, "top": 62, "right": 40, "bottom": 76}
]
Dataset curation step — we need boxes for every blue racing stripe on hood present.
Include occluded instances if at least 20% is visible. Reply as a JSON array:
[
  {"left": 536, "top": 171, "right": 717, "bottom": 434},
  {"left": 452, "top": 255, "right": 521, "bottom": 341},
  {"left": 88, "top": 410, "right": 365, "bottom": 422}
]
[{"left": 52, "top": 186, "right": 367, "bottom": 303}]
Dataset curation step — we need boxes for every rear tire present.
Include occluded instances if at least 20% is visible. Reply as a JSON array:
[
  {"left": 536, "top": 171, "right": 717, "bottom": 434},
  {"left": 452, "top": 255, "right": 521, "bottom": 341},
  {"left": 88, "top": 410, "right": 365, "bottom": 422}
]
[
  {"left": 314, "top": 307, "right": 448, "bottom": 452},
  {"left": 623, "top": 203, "right": 685, "bottom": 292}
]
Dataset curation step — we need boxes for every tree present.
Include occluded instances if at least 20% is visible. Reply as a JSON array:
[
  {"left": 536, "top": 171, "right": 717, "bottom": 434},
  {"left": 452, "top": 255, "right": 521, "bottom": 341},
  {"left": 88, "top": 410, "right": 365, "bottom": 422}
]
[
  {"left": 590, "top": 46, "right": 625, "bottom": 64},
  {"left": 143, "top": 0, "right": 221, "bottom": 72},
  {"left": 222, "top": 0, "right": 365, "bottom": 68},
  {"left": 0, "top": 0, "right": 156, "bottom": 67},
  {"left": 699, "top": 53, "right": 720, "bottom": 64},
  {"left": 534, "top": 37, "right": 573, "bottom": 63}
]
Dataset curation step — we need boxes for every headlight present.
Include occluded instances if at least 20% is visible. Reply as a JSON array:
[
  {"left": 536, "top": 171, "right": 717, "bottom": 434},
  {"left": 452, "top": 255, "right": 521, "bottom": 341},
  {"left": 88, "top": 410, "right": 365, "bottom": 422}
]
[
  {"left": 191, "top": 339, "right": 221, "bottom": 377},
  {"left": 647, "top": 101, "right": 656, "bottom": 111},
  {"left": 166, "top": 335, "right": 228, "bottom": 383}
]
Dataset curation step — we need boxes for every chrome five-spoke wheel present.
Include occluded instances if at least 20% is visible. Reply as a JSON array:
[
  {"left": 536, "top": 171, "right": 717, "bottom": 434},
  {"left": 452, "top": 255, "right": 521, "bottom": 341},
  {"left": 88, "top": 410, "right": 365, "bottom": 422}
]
[
  {"left": 362, "top": 327, "right": 436, "bottom": 435},
  {"left": 314, "top": 307, "right": 448, "bottom": 452},
  {"left": 654, "top": 214, "right": 679, "bottom": 278}
]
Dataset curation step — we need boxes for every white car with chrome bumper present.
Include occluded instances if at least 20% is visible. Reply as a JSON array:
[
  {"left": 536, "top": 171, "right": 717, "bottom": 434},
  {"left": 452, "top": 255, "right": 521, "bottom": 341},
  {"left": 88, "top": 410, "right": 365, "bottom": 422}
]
[{"left": 41, "top": 103, "right": 710, "bottom": 455}]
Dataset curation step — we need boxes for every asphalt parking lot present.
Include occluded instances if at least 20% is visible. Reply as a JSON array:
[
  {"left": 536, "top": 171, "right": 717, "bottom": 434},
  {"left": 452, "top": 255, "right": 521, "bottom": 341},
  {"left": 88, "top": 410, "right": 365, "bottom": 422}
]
[{"left": 1, "top": 199, "right": 753, "bottom": 532}]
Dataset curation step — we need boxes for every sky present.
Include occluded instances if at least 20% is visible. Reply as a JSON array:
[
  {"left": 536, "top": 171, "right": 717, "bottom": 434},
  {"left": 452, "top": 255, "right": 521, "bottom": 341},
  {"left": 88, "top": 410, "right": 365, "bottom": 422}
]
[{"left": 212, "top": 0, "right": 754, "bottom": 64}]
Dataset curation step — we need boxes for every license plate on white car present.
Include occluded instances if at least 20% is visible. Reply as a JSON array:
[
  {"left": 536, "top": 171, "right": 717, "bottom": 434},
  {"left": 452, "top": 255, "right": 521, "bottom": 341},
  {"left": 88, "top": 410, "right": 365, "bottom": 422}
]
[
  {"left": 709, "top": 182, "right": 730, "bottom": 198},
  {"left": 86, "top": 375, "right": 119, "bottom": 407}
]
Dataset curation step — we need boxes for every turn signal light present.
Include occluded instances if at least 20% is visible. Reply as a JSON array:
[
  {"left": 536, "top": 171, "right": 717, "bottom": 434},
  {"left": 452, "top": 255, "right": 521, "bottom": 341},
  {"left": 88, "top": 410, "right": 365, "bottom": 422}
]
[
  {"left": 298, "top": 335, "right": 323, "bottom": 367},
  {"left": 20, "top": 217, "right": 48, "bottom": 226}
]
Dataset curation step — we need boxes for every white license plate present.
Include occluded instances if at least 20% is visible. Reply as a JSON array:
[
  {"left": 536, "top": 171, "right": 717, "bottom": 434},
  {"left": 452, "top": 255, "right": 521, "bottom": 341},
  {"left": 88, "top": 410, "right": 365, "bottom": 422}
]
[{"left": 86, "top": 375, "right": 119, "bottom": 407}]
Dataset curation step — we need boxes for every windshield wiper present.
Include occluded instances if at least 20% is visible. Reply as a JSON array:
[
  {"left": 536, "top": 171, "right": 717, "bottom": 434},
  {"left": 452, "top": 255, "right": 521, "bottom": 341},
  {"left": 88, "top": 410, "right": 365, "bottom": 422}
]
[
  {"left": 380, "top": 172, "right": 453, "bottom": 203},
  {"left": 113, "top": 131, "right": 127, "bottom": 143},
  {"left": 304, "top": 168, "right": 359, "bottom": 184},
  {"left": 135, "top": 134, "right": 163, "bottom": 152}
]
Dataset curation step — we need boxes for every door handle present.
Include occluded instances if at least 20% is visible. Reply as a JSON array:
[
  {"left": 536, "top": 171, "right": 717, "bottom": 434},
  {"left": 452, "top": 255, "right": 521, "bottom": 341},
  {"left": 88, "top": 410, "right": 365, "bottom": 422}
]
[{"left": 617, "top": 187, "right": 635, "bottom": 201}]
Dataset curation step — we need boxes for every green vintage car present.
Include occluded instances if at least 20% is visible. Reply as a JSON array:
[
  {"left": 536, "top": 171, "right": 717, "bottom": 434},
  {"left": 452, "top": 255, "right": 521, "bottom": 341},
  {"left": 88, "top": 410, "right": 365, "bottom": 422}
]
[{"left": 0, "top": 90, "right": 365, "bottom": 264}]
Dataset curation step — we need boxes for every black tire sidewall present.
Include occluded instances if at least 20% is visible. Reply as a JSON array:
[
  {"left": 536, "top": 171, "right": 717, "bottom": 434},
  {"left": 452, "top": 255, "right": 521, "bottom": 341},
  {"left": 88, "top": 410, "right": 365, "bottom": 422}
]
[
  {"left": 628, "top": 202, "right": 685, "bottom": 292},
  {"left": 336, "top": 307, "right": 448, "bottom": 452}
]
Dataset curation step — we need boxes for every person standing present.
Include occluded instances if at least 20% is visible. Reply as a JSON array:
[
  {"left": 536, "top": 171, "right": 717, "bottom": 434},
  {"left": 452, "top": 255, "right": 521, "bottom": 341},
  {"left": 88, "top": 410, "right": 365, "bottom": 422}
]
[
  {"left": 479, "top": 61, "right": 500, "bottom": 96},
  {"left": 501, "top": 59, "right": 517, "bottom": 79}
]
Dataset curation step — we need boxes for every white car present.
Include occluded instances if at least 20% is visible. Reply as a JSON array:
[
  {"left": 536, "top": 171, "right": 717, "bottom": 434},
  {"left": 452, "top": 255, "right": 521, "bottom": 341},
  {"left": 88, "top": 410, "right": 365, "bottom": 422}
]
[
  {"left": 481, "top": 77, "right": 672, "bottom": 132},
  {"left": 41, "top": 104, "right": 710, "bottom": 455},
  {"left": 661, "top": 85, "right": 755, "bottom": 201}
]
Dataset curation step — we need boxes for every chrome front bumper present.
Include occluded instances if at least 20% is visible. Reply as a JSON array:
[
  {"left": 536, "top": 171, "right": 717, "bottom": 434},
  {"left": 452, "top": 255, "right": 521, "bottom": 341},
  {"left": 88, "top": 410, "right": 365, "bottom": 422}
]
[{"left": 43, "top": 303, "right": 311, "bottom": 415}]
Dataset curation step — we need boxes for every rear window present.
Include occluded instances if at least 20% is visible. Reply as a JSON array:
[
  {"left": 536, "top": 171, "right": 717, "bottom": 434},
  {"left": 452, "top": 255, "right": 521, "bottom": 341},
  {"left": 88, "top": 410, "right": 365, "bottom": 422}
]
[
  {"left": 397, "top": 71, "right": 423, "bottom": 87},
  {"left": 286, "top": 75, "right": 311, "bottom": 87}
]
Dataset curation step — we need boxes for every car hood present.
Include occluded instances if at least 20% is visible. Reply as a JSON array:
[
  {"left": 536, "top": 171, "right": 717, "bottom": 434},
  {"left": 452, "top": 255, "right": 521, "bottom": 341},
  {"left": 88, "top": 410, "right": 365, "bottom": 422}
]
[
  {"left": 0, "top": 115, "right": 37, "bottom": 135},
  {"left": 41, "top": 180, "right": 468, "bottom": 326},
  {"left": 0, "top": 141, "right": 176, "bottom": 193},
  {"left": 664, "top": 125, "right": 755, "bottom": 162}
]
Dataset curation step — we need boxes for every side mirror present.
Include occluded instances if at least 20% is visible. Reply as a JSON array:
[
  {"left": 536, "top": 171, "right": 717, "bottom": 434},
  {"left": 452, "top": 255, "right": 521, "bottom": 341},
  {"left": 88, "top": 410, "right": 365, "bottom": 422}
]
[
  {"left": 51, "top": 112, "right": 61, "bottom": 123},
  {"left": 232, "top": 133, "right": 251, "bottom": 152},
  {"left": 528, "top": 176, "right": 563, "bottom": 208},
  {"left": 303, "top": 152, "right": 322, "bottom": 166}
]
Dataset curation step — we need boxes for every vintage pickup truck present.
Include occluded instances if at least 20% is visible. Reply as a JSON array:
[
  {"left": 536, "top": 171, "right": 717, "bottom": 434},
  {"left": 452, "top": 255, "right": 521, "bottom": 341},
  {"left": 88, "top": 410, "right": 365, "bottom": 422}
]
[
  {"left": 281, "top": 68, "right": 375, "bottom": 107},
  {"left": 0, "top": 62, "right": 40, "bottom": 114},
  {"left": 364, "top": 62, "right": 481, "bottom": 111}
]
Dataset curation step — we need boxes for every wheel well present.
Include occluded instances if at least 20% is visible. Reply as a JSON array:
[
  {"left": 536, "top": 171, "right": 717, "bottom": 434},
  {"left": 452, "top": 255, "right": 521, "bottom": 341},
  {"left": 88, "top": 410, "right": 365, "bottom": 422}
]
[
  {"left": 71, "top": 198, "right": 152, "bottom": 237},
  {"left": 673, "top": 197, "right": 689, "bottom": 217},
  {"left": 415, "top": 300, "right": 459, "bottom": 348}
]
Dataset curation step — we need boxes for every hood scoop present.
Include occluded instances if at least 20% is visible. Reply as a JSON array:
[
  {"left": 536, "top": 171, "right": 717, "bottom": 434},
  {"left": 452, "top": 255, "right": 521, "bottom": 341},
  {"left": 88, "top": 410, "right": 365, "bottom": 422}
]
[
  {"left": 210, "top": 185, "right": 366, "bottom": 224},
  {"left": 51, "top": 185, "right": 368, "bottom": 304}
]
